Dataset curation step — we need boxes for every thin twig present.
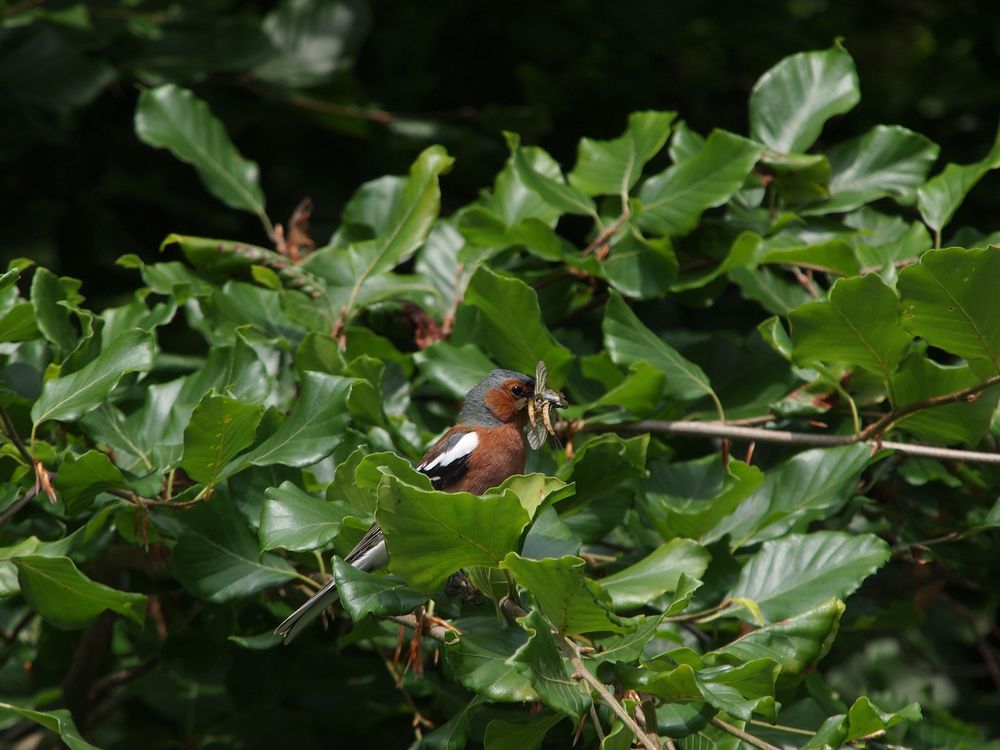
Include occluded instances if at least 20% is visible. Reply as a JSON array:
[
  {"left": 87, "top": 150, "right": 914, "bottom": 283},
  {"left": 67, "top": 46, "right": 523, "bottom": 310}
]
[
  {"left": 856, "top": 373, "right": 1000, "bottom": 441},
  {"left": 386, "top": 614, "right": 455, "bottom": 643},
  {"left": 0, "top": 484, "right": 39, "bottom": 526},
  {"left": 710, "top": 717, "right": 781, "bottom": 750},
  {"left": 566, "top": 645, "right": 659, "bottom": 750},
  {"left": 582, "top": 210, "right": 631, "bottom": 257},
  {"left": 588, "top": 704, "right": 606, "bottom": 743},
  {"left": 0, "top": 405, "right": 33, "bottom": 466},
  {"left": 499, "top": 599, "right": 659, "bottom": 750}
]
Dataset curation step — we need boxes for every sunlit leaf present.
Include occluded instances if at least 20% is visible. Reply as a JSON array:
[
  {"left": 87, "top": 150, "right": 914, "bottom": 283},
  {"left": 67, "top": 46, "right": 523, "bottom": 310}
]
[
  {"left": 790, "top": 274, "right": 912, "bottom": 383},
  {"left": 604, "top": 291, "right": 716, "bottom": 403},
  {"left": 464, "top": 266, "right": 573, "bottom": 387},
  {"left": 599, "top": 539, "right": 711, "bottom": 610},
  {"left": 898, "top": 246, "right": 1000, "bottom": 374},
  {"left": 502, "top": 553, "right": 631, "bottom": 635},
  {"left": 637, "top": 129, "right": 763, "bottom": 236},
  {"left": 135, "top": 84, "right": 267, "bottom": 220},
  {"left": 729, "top": 531, "right": 890, "bottom": 622},
  {"left": 569, "top": 110, "right": 676, "bottom": 197},
  {"left": 260, "top": 481, "right": 353, "bottom": 552},
  {"left": 750, "top": 42, "right": 859, "bottom": 153},
  {"left": 31, "top": 328, "right": 156, "bottom": 427},
  {"left": 377, "top": 476, "right": 530, "bottom": 592}
]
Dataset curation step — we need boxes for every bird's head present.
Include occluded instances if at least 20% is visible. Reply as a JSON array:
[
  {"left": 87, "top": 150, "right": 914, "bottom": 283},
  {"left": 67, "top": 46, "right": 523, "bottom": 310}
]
[{"left": 460, "top": 369, "right": 536, "bottom": 426}]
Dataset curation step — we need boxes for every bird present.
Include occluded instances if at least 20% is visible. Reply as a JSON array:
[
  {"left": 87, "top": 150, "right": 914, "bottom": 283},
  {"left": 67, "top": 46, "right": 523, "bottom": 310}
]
[{"left": 275, "top": 367, "right": 566, "bottom": 643}]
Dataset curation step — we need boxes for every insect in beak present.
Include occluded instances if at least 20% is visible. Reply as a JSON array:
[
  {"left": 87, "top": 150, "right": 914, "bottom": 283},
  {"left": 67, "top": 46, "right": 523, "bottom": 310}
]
[{"left": 526, "top": 361, "right": 568, "bottom": 449}]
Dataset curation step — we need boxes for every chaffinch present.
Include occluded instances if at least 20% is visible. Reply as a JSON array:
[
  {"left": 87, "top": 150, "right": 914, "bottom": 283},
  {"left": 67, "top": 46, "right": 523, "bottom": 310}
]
[{"left": 276, "top": 368, "right": 566, "bottom": 643}]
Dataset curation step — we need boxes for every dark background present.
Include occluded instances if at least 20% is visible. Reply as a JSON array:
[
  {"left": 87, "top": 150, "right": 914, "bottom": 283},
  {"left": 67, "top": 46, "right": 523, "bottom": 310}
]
[{"left": 3, "top": 0, "right": 1000, "bottom": 307}]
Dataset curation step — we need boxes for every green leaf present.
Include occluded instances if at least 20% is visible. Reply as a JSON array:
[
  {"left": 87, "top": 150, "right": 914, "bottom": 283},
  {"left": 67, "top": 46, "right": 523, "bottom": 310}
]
[
  {"left": 423, "top": 697, "right": 482, "bottom": 750},
  {"left": 376, "top": 475, "right": 530, "bottom": 592},
  {"left": 560, "top": 434, "right": 648, "bottom": 516},
  {"left": 31, "top": 328, "right": 156, "bottom": 427},
  {"left": 761, "top": 151, "right": 831, "bottom": 205},
  {"left": 160, "top": 492, "right": 294, "bottom": 602},
  {"left": 0, "top": 301, "right": 40, "bottom": 343},
  {"left": 0, "top": 703, "right": 101, "bottom": 750},
  {"left": 13, "top": 555, "right": 146, "bottom": 629},
  {"left": 134, "top": 84, "right": 266, "bottom": 220},
  {"left": 709, "top": 598, "right": 845, "bottom": 687},
  {"left": 729, "top": 532, "right": 889, "bottom": 622},
  {"left": 712, "top": 444, "right": 871, "bottom": 546},
  {"left": 260, "top": 481, "right": 352, "bottom": 552},
  {"left": 303, "top": 145, "right": 452, "bottom": 319},
  {"left": 592, "top": 360, "right": 666, "bottom": 415},
  {"left": 811, "top": 125, "right": 939, "bottom": 214},
  {"left": 898, "top": 246, "right": 1000, "bottom": 374},
  {"left": 569, "top": 110, "right": 676, "bottom": 196},
  {"left": 749, "top": 42, "right": 860, "bottom": 153},
  {"left": 599, "top": 233, "right": 678, "bottom": 300},
  {"left": 327, "top": 449, "right": 432, "bottom": 514},
  {"left": 790, "top": 274, "right": 912, "bottom": 383},
  {"left": 604, "top": 291, "right": 716, "bottom": 403},
  {"left": 845, "top": 696, "right": 921, "bottom": 741},
  {"left": 892, "top": 356, "right": 1000, "bottom": 445},
  {"left": 332, "top": 557, "right": 425, "bottom": 621},
  {"left": 484, "top": 713, "right": 564, "bottom": 750},
  {"left": 255, "top": 0, "right": 369, "bottom": 87},
  {"left": 645, "top": 458, "right": 765, "bottom": 542},
  {"left": 522, "top": 505, "right": 582, "bottom": 560},
  {"left": 918, "top": 122, "right": 1000, "bottom": 232},
  {"left": 414, "top": 341, "right": 498, "bottom": 399},
  {"left": 30, "top": 267, "right": 80, "bottom": 355},
  {"left": 445, "top": 617, "right": 538, "bottom": 702},
  {"left": 464, "top": 266, "right": 573, "bottom": 387},
  {"left": 508, "top": 608, "right": 592, "bottom": 717},
  {"left": 53, "top": 450, "right": 125, "bottom": 515},
  {"left": 599, "top": 539, "right": 711, "bottom": 610},
  {"left": 501, "top": 553, "right": 630, "bottom": 635},
  {"left": 697, "top": 658, "right": 780, "bottom": 721},
  {"left": 181, "top": 393, "right": 263, "bottom": 487},
  {"left": 505, "top": 132, "right": 597, "bottom": 218},
  {"left": 637, "top": 129, "right": 763, "bottom": 236},
  {"left": 226, "top": 372, "right": 355, "bottom": 472}
]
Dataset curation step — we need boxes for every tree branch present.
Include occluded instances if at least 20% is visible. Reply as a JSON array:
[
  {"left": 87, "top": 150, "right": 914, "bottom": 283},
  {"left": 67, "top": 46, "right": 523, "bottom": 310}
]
[
  {"left": 386, "top": 613, "right": 455, "bottom": 643},
  {"left": 0, "top": 404, "right": 33, "bottom": 466},
  {"left": 710, "top": 717, "right": 781, "bottom": 750},
  {"left": 0, "top": 484, "right": 39, "bottom": 526},
  {"left": 499, "top": 599, "right": 659, "bottom": 750},
  {"left": 582, "top": 373, "right": 1000, "bottom": 463}
]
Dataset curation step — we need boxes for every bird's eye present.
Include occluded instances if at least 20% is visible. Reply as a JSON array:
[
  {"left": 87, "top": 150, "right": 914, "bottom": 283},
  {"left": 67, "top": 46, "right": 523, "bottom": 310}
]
[{"left": 511, "top": 385, "right": 524, "bottom": 397}]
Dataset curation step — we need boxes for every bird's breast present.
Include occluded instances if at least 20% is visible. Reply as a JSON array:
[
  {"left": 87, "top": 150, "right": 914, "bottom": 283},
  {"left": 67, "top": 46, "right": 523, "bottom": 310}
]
[{"left": 449, "top": 424, "right": 526, "bottom": 495}]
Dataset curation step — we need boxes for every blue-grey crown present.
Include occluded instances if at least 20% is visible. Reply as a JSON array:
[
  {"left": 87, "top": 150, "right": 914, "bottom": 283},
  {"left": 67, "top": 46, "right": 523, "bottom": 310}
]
[{"left": 460, "top": 369, "right": 534, "bottom": 426}]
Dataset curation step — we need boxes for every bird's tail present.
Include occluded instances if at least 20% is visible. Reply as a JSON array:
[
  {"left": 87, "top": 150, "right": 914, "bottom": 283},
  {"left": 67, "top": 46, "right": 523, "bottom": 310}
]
[
  {"left": 275, "top": 536, "right": 388, "bottom": 644},
  {"left": 274, "top": 576, "right": 340, "bottom": 644}
]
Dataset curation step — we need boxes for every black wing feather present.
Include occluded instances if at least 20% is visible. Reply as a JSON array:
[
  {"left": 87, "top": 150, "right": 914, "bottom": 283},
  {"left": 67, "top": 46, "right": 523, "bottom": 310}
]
[{"left": 417, "top": 427, "right": 474, "bottom": 491}]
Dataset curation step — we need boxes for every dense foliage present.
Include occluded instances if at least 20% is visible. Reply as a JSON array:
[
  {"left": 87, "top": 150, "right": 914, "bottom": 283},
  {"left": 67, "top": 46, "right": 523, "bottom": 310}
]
[{"left": 2, "top": 17, "right": 1000, "bottom": 750}]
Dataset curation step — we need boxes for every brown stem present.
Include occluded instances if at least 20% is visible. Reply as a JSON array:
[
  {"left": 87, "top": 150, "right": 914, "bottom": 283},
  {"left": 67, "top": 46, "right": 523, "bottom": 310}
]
[
  {"left": 582, "top": 210, "right": 631, "bottom": 257},
  {"left": 856, "top": 373, "right": 1000, "bottom": 441},
  {"left": 0, "top": 484, "right": 39, "bottom": 526},
  {"left": 499, "top": 599, "right": 658, "bottom": 750},
  {"left": 0, "top": 404, "right": 33, "bottom": 465},
  {"left": 582, "top": 370, "right": 1000, "bottom": 466},
  {"left": 386, "top": 613, "right": 455, "bottom": 643},
  {"left": 710, "top": 717, "right": 781, "bottom": 750}
]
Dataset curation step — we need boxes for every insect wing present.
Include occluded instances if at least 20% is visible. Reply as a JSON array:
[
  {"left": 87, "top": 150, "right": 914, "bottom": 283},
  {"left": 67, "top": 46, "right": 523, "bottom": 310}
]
[
  {"left": 534, "top": 360, "right": 548, "bottom": 394},
  {"left": 527, "top": 419, "right": 548, "bottom": 449}
]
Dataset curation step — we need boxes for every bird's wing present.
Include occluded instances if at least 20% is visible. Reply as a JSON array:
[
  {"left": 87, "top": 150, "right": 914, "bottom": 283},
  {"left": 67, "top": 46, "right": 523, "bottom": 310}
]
[{"left": 416, "top": 426, "right": 479, "bottom": 490}]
